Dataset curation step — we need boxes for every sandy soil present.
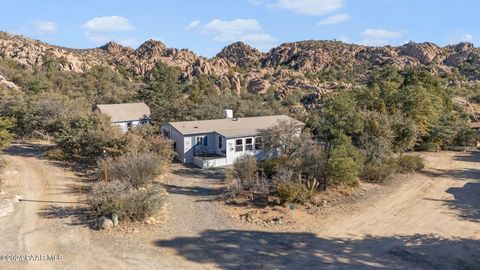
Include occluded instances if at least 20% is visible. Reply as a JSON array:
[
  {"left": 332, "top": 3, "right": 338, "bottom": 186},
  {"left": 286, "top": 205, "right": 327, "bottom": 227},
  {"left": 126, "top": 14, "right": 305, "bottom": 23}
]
[{"left": 0, "top": 141, "right": 479, "bottom": 269}]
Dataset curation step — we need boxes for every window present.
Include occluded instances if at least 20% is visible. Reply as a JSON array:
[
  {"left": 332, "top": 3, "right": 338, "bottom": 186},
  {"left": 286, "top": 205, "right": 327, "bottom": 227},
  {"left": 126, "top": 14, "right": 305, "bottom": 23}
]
[
  {"left": 196, "top": 136, "right": 208, "bottom": 146},
  {"left": 245, "top": 138, "right": 253, "bottom": 151},
  {"left": 235, "top": 139, "right": 243, "bottom": 152},
  {"left": 255, "top": 137, "right": 262, "bottom": 150},
  {"left": 163, "top": 129, "right": 171, "bottom": 139},
  {"left": 218, "top": 136, "right": 223, "bottom": 149}
]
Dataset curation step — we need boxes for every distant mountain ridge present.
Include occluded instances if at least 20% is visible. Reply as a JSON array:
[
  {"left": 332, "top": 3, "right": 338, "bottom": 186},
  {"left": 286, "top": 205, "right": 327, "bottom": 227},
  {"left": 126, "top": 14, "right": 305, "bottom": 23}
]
[{"left": 1, "top": 31, "right": 480, "bottom": 98}]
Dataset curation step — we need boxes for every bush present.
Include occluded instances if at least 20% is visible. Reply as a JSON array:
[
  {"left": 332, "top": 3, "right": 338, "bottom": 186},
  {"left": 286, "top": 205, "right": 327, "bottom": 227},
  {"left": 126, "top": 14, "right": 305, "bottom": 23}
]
[
  {"left": 0, "top": 117, "right": 14, "bottom": 151},
  {"left": 87, "top": 180, "right": 166, "bottom": 221},
  {"left": 397, "top": 154, "right": 424, "bottom": 173},
  {"left": 325, "top": 157, "right": 359, "bottom": 186},
  {"left": 273, "top": 168, "right": 319, "bottom": 204},
  {"left": 226, "top": 155, "right": 273, "bottom": 198},
  {"left": 232, "top": 155, "right": 259, "bottom": 190},
  {"left": 260, "top": 156, "right": 300, "bottom": 178},
  {"left": 124, "top": 125, "right": 175, "bottom": 169},
  {"left": 54, "top": 113, "right": 127, "bottom": 160},
  {"left": 361, "top": 158, "right": 398, "bottom": 182},
  {"left": 98, "top": 152, "right": 165, "bottom": 189},
  {"left": 45, "top": 148, "right": 67, "bottom": 160},
  {"left": 0, "top": 158, "right": 6, "bottom": 186}
]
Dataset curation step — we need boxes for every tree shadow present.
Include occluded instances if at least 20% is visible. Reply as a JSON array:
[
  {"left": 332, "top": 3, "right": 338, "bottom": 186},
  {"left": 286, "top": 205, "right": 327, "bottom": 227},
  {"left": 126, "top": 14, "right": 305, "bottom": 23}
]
[
  {"left": 154, "top": 230, "right": 480, "bottom": 270},
  {"left": 4, "top": 141, "right": 51, "bottom": 158},
  {"left": 5, "top": 141, "right": 93, "bottom": 180},
  {"left": 454, "top": 151, "right": 480, "bottom": 163},
  {"left": 164, "top": 184, "right": 224, "bottom": 197},
  {"left": 446, "top": 182, "right": 480, "bottom": 222},
  {"left": 38, "top": 204, "right": 95, "bottom": 227},
  {"left": 421, "top": 168, "right": 480, "bottom": 182},
  {"left": 171, "top": 165, "right": 226, "bottom": 182}
]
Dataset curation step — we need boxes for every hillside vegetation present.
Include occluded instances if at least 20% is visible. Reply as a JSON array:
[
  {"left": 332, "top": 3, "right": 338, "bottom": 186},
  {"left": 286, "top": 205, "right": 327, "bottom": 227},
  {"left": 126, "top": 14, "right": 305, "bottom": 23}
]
[{"left": 0, "top": 32, "right": 478, "bottom": 156}]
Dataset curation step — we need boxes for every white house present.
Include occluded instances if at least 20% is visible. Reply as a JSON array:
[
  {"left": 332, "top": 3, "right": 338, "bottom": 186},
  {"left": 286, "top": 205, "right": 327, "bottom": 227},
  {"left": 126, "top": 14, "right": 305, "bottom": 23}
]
[
  {"left": 161, "top": 110, "right": 305, "bottom": 168},
  {"left": 94, "top": 102, "right": 151, "bottom": 132}
]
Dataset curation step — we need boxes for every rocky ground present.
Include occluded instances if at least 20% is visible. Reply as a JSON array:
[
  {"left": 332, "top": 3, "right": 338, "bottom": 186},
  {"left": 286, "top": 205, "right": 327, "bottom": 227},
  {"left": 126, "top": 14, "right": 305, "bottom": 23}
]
[{"left": 0, "top": 141, "right": 479, "bottom": 269}]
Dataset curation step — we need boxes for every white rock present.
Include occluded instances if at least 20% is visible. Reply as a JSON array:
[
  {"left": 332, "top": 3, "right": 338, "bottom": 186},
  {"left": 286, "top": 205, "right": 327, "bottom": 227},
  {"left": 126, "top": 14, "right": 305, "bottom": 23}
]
[{"left": 98, "top": 217, "right": 113, "bottom": 230}]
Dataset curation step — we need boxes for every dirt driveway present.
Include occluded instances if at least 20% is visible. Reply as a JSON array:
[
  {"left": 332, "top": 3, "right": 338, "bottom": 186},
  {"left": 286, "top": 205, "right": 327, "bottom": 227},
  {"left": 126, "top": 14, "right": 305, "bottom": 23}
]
[{"left": 0, "top": 141, "right": 479, "bottom": 269}]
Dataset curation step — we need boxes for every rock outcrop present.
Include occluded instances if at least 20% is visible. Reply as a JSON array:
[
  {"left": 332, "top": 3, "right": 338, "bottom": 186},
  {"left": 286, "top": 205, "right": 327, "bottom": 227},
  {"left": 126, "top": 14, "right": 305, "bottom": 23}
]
[
  {"left": 216, "top": 41, "right": 263, "bottom": 67},
  {"left": 0, "top": 74, "right": 19, "bottom": 90},
  {"left": 3, "top": 31, "right": 480, "bottom": 104}
]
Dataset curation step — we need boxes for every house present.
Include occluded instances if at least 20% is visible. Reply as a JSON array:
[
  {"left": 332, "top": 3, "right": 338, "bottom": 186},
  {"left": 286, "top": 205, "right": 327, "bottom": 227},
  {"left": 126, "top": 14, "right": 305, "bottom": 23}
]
[
  {"left": 161, "top": 110, "right": 305, "bottom": 168},
  {"left": 94, "top": 102, "right": 151, "bottom": 132}
]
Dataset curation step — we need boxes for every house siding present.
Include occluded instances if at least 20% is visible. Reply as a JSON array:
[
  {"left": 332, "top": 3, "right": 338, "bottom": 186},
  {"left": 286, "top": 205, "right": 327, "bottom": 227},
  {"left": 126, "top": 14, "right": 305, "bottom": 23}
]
[
  {"left": 113, "top": 120, "right": 142, "bottom": 133},
  {"left": 161, "top": 122, "right": 302, "bottom": 168},
  {"left": 161, "top": 125, "right": 185, "bottom": 162},
  {"left": 183, "top": 132, "right": 216, "bottom": 163},
  {"left": 225, "top": 136, "right": 267, "bottom": 165}
]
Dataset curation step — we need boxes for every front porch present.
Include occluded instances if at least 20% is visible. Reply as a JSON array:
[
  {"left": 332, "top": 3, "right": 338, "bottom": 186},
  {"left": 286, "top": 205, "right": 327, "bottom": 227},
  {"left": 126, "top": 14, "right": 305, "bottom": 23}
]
[{"left": 193, "top": 153, "right": 228, "bottom": 168}]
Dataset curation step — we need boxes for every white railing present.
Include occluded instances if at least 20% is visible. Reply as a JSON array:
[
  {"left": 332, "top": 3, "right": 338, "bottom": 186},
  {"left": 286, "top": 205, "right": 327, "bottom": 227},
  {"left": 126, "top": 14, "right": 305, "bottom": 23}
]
[{"left": 193, "top": 156, "right": 228, "bottom": 168}]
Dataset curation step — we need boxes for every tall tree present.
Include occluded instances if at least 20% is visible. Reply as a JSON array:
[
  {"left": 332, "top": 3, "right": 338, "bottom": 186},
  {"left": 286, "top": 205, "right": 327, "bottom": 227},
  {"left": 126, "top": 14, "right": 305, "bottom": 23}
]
[{"left": 138, "top": 62, "right": 187, "bottom": 123}]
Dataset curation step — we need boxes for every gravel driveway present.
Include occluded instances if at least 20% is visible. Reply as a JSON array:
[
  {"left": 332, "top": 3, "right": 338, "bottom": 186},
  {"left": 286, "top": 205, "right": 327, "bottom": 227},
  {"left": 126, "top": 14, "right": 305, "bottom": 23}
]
[{"left": 0, "top": 141, "right": 479, "bottom": 269}]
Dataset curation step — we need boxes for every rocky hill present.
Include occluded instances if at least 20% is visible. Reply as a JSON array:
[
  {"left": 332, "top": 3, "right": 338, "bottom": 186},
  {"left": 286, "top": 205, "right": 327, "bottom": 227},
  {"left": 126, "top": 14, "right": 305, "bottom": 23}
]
[{"left": 1, "top": 31, "right": 480, "bottom": 99}]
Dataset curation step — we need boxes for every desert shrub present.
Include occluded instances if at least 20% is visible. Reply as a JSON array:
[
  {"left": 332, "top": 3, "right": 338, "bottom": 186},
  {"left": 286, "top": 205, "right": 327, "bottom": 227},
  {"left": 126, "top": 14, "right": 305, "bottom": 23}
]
[
  {"left": 415, "top": 141, "right": 439, "bottom": 151},
  {"left": 226, "top": 155, "right": 273, "bottom": 198},
  {"left": 0, "top": 158, "right": 6, "bottom": 186},
  {"left": 54, "top": 113, "right": 127, "bottom": 159},
  {"left": 44, "top": 148, "right": 67, "bottom": 160},
  {"left": 273, "top": 168, "right": 319, "bottom": 204},
  {"left": 0, "top": 117, "right": 14, "bottom": 151},
  {"left": 397, "top": 154, "right": 425, "bottom": 173},
  {"left": 452, "top": 124, "right": 478, "bottom": 147},
  {"left": 124, "top": 125, "right": 175, "bottom": 168},
  {"left": 260, "top": 156, "right": 300, "bottom": 178},
  {"left": 325, "top": 157, "right": 359, "bottom": 186},
  {"left": 232, "top": 155, "right": 259, "bottom": 190},
  {"left": 98, "top": 152, "right": 165, "bottom": 189},
  {"left": 276, "top": 182, "right": 301, "bottom": 204},
  {"left": 361, "top": 158, "right": 398, "bottom": 182},
  {"left": 273, "top": 169, "right": 299, "bottom": 203},
  {"left": 88, "top": 180, "right": 166, "bottom": 221}
]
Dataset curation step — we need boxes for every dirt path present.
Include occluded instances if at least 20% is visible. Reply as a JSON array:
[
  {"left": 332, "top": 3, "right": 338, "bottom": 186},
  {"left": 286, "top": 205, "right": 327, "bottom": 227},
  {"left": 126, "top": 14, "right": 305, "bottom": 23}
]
[
  {"left": 0, "top": 141, "right": 479, "bottom": 269},
  {"left": 0, "top": 142, "right": 127, "bottom": 270},
  {"left": 156, "top": 152, "right": 480, "bottom": 269}
]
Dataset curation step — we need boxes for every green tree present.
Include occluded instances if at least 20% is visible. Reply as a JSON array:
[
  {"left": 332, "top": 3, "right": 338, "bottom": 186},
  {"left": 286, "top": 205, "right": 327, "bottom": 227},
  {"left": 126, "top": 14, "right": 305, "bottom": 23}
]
[
  {"left": 0, "top": 117, "right": 14, "bottom": 150},
  {"left": 138, "top": 62, "right": 187, "bottom": 123},
  {"left": 310, "top": 92, "right": 364, "bottom": 150}
]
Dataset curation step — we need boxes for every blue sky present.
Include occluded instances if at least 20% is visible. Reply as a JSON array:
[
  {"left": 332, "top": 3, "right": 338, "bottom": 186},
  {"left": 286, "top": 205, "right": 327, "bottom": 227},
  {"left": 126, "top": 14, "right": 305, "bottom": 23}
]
[{"left": 1, "top": 0, "right": 479, "bottom": 57}]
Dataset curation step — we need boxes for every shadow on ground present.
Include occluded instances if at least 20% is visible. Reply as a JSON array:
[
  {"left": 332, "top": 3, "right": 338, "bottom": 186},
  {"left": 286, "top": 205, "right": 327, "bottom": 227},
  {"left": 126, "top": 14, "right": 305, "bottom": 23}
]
[
  {"left": 454, "top": 151, "right": 480, "bottom": 163},
  {"left": 426, "top": 182, "right": 480, "bottom": 223},
  {"left": 5, "top": 141, "right": 94, "bottom": 180},
  {"left": 421, "top": 168, "right": 480, "bottom": 182},
  {"left": 163, "top": 184, "right": 224, "bottom": 198},
  {"left": 171, "top": 164, "right": 226, "bottom": 181},
  {"left": 4, "top": 141, "right": 51, "bottom": 158},
  {"left": 154, "top": 230, "right": 480, "bottom": 270},
  {"left": 38, "top": 205, "right": 94, "bottom": 227}
]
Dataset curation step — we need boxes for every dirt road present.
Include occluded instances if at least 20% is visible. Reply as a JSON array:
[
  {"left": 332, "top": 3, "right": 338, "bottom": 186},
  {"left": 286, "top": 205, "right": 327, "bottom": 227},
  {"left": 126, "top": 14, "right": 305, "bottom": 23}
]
[{"left": 0, "top": 141, "right": 479, "bottom": 269}]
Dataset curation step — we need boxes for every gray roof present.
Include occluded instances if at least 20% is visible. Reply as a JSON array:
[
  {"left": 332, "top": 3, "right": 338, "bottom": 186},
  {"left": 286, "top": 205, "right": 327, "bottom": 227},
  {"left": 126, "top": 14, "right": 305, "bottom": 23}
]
[
  {"left": 95, "top": 102, "right": 151, "bottom": 123},
  {"left": 167, "top": 115, "right": 305, "bottom": 138}
]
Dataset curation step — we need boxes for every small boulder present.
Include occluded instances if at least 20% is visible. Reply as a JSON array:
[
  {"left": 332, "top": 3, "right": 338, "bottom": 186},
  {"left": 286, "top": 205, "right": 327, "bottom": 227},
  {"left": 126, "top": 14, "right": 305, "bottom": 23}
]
[{"left": 98, "top": 217, "right": 113, "bottom": 230}]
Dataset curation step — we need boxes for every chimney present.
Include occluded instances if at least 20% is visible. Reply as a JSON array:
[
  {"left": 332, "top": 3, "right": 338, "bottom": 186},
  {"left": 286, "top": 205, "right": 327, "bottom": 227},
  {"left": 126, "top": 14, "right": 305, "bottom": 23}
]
[{"left": 223, "top": 109, "right": 233, "bottom": 119}]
